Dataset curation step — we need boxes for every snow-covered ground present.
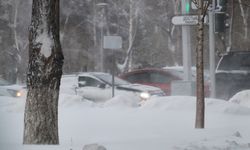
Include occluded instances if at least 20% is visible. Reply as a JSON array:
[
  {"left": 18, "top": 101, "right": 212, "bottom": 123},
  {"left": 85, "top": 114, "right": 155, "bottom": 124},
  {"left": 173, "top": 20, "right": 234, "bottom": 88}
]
[{"left": 0, "top": 76, "right": 250, "bottom": 150}]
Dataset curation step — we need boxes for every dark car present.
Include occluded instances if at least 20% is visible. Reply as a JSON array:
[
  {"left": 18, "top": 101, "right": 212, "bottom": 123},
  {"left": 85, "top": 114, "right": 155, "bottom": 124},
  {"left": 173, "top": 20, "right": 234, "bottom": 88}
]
[
  {"left": 119, "top": 67, "right": 210, "bottom": 96},
  {"left": 215, "top": 51, "right": 250, "bottom": 100}
]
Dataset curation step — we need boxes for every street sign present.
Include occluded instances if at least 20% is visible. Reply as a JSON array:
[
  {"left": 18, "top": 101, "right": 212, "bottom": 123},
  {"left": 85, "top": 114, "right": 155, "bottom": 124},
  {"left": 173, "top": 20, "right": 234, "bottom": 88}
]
[
  {"left": 172, "top": 15, "right": 208, "bottom": 25},
  {"left": 103, "top": 36, "right": 122, "bottom": 49},
  {"left": 171, "top": 15, "right": 199, "bottom": 25},
  {"left": 103, "top": 35, "right": 122, "bottom": 98}
]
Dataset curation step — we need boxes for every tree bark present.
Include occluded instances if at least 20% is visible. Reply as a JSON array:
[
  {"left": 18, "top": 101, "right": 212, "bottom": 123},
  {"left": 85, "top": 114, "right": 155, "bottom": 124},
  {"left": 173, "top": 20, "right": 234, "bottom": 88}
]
[
  {"left": 195, "top": 0, "right": 205, "bottom": 129},
  {"left": 23, "top": 0, "right": 63, "bottom": 144}
]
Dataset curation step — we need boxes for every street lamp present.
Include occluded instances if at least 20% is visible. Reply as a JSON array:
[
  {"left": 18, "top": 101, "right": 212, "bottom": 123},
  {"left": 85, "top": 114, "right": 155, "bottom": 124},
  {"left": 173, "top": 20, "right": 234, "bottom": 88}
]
[{"left": 97, "top": 2, "right": 108, "bottom": 72}]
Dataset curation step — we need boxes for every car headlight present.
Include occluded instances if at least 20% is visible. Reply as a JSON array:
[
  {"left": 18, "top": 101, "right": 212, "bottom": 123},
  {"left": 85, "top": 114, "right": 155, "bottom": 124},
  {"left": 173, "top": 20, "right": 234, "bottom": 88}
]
[
  {"left": 7, "top": 89, "right": 22, "bottom": 97},
  {"left": 16, "top": 91, "right": 22, "bottom": 97},
  {"left": 140, "top": 92, "right": 151, "bottom": 100}
]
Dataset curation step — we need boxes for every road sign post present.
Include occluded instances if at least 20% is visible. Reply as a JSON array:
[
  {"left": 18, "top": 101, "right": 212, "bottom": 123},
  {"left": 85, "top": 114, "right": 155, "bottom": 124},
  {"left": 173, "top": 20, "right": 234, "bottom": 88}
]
[
  {"left": 103, "top": 36, "right": 122, "bottom": 97},
  {"left": 209, "top": 1, "right": 216, "bottom": 98}
]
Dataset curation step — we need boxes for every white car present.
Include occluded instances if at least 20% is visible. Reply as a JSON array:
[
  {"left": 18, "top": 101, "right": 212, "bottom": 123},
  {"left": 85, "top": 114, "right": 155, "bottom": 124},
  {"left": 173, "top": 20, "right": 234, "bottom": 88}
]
[
  {"left": 76, "top": 72, "right": 165, "bottom": 102},
  {"left": 0, "top": 78, "right": 26, "bottom": 97}
]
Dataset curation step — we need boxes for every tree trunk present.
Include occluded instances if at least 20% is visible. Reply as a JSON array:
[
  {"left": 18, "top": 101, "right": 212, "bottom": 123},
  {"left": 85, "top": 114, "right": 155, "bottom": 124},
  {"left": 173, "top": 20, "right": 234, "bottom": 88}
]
[
  {"left": 195, "top": 0, "right": 205, "bottom": 129},
  {"left": 23, "top": 0, "right": 63, "bottom": 144},
  {"left": 127, "top": 0, "right": 134, "bottom": 72},
  {"left": 121, "top": 0, "right": 137, "bottom": 73},
  {"left": 13, "top": 0, "right": 22, "bottom": 84}
]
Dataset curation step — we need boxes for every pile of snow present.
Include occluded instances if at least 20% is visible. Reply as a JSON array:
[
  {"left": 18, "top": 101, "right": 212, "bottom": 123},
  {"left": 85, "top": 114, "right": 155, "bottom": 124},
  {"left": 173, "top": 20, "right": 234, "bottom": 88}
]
[
  {"left": 0, "top": 96, "right": 25, "bottom": 113},
  {"left": 142, "top": 96, "right": 250, "bottom": 115},
  {"left": 60, "top": 74, "right": 78, "bottom": 95},
  {"left": 229, "top": 90, "right": 250, "bottom": 108},
  {"left": 103, "top": 95, "right": 140, "bottom": 108},
  {"left": 1, "top": 82, "right": 250, "bottom": 150}
]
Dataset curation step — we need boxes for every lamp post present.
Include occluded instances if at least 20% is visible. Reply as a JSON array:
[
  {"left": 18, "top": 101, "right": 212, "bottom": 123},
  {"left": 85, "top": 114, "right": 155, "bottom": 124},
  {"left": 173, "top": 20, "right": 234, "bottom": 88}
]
[
  {"left": 209, "top": 0, "right": 216, "bottom": 98},
  {"left": 97, "top": 2, "right": 107, "bottom": 72},
  {"left": 181, "top": 0, "right": 192, "bottom": 81}
]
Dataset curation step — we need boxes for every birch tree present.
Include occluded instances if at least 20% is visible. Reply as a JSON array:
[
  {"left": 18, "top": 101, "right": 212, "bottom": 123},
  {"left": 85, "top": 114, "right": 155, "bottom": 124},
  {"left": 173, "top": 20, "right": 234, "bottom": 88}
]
[
  {"left": 23, "top": 0, "right": 63, "bottom": 144},
  {"left": 119, "top": 0, "right": 138, "bottom": 72},
  {"left": 0, "top": 0, "right": 16, "bottom": 83}
]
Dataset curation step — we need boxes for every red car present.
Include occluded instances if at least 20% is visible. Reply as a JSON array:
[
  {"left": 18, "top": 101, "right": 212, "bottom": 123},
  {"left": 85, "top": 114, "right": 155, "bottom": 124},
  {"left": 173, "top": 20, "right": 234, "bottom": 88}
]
[{"left": 119, "top": 67, "right": 210, "bottom": 96}]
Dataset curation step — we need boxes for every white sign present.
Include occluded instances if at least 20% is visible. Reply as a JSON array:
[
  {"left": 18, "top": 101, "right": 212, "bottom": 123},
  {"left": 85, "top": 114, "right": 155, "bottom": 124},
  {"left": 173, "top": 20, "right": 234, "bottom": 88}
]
[
  {"left": 172, "top": 15, "right": 199, "bottom": 25},
  {"left": 103, "top": 36, "right": 122, "bottom": 49}
]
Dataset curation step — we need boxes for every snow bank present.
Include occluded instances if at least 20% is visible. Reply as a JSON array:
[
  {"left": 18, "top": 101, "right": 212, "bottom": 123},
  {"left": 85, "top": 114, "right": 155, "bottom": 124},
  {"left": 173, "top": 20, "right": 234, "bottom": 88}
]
[
  {"left": 1, "top": 85, "right": 250, "bottom": 150},
  {"left": 2, "top": 72, "right": 250, "bottom": 150},
  {"left": 103, "top": 95, "right": 140, "bottom": 108},
  {"left": 0, "top": 96, "right": 25, "bottom": 113},
  {"left": 2, "top": 94, "right": 250, "bottom": 116},
  {"left": 60, "top": 74, "right": 78, "bottom": 95},
  {"left": 142, "top": 96, "right": 250, "bottom": 115},
  {"left": 229, "top": 90, "right": 250, "bottom": 108}
]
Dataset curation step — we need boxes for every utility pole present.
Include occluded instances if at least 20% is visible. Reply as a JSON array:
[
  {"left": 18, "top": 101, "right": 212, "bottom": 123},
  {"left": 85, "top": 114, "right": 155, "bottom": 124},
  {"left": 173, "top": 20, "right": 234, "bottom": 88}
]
[
  {"left": 181, "top": 0, "right": 192, "bottom": 81},
  {"left": 170, "top": 0, "right": 194, "bottom": 96},
  {"left": 100, "top": 18, "right": 104, "bottom": 72},
  {"left": 209, "top": 0, "right": 216, "bottom": 98},
  {"left": 97, "top": 2, "right": 107, "bottom": 72}
]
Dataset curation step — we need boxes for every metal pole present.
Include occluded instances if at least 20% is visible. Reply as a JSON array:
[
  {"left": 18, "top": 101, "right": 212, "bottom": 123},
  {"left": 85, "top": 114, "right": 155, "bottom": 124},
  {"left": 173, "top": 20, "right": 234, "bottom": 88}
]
[
  {"left": 209, "top": 0, "right": 216, "bottom": 98},
  {"left": 97, "top": 2, "right": 108, "bottom": 72},
  {"left": 112, "top": 49, "right": 115, "bottom": 97},
  {"left": 100, "top": 11, "right": 104, "bottom": 72},
  {"left": 181, "top": 0, "right": 192, "bottom": 81}
]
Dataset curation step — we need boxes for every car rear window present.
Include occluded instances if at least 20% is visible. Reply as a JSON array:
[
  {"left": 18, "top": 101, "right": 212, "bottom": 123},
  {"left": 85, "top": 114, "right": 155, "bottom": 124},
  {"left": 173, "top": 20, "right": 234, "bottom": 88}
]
[
  {"left": 126, "top": 71, "right": 176, "bottom": 83},
  {"left": 218, "top": 52, "right": 250, "bottom": 71},
  {"left": 150, "top": 72, "right": 175, "bottom": 83},
  {"left": 126, "top": 72, "right": 150, "bottom": 83}
]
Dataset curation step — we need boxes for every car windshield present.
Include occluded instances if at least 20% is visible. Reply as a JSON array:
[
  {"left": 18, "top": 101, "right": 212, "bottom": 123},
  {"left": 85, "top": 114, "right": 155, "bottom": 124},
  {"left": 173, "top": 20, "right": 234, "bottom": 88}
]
[{"left": 94, "top": 74, "right": 130, "bottom": 86}]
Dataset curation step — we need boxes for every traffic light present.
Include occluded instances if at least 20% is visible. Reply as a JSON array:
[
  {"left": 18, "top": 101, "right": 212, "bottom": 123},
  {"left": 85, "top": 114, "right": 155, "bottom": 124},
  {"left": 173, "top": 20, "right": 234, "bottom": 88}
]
[
  {"left": 214, "top": 0, "right": 228, "bottom": 33},
  {"left": 183, "top": 0, "right": 190, "bottom": 13},
  {"left": 214, "top": 12, "right": 226, "bottom": 33},
  {"left": 185, "top": 1, "right": 190, "bottom": 13}
]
